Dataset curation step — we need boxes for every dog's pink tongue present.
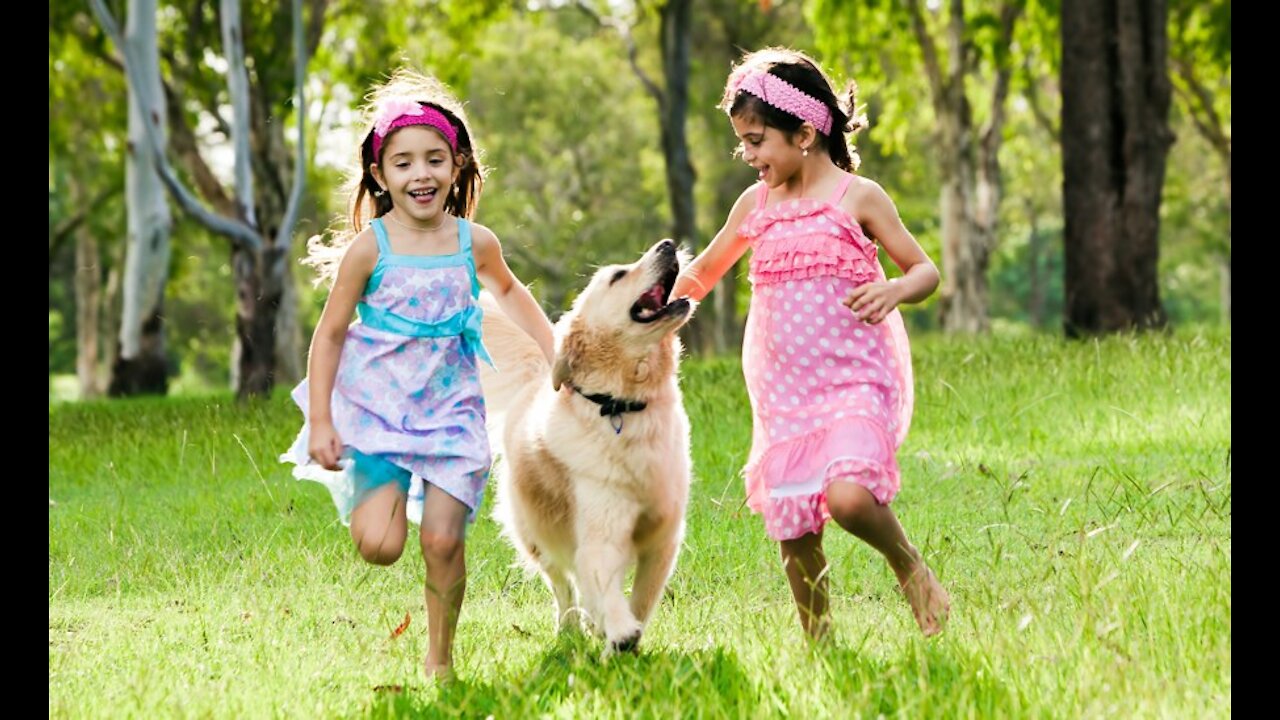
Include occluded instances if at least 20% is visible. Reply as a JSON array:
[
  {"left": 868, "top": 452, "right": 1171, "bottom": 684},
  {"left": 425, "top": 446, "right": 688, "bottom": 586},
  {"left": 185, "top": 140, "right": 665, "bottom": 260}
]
[{"left": 642, "top": 285, "right": 665, "bottom": 310}]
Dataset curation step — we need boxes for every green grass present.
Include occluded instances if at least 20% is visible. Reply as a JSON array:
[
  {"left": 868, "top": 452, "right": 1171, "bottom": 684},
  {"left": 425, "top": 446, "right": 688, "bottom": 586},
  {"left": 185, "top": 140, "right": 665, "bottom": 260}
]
[{"left": 49, "top": 327, "right": 1230, "bottom": 718}]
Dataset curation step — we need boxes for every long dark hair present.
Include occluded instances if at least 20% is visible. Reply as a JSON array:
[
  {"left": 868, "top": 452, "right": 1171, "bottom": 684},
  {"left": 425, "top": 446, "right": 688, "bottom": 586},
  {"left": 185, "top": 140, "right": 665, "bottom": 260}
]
[{"left": 721, "top": 47, "right": 867, "bottom": 172}]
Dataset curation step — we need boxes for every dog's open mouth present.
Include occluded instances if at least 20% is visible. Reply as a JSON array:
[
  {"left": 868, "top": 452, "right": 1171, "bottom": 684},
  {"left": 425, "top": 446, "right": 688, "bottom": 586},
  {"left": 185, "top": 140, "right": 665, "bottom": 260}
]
[{"left": 629, "top": 263, "right": 688, "bottom": 324}]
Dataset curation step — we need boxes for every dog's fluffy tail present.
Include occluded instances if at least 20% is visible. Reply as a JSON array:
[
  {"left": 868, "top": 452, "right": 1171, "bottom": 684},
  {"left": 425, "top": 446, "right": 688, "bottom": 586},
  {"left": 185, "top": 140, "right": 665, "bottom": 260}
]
[{"left": 478, "top": 290, "right": 551, "bottom": 456}]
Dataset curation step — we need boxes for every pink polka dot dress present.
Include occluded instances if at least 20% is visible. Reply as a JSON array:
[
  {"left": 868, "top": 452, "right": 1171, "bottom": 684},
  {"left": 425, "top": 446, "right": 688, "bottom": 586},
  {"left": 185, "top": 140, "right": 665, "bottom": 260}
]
[{"left": 739, "top": 174, "right": 914, "bottom": 541}]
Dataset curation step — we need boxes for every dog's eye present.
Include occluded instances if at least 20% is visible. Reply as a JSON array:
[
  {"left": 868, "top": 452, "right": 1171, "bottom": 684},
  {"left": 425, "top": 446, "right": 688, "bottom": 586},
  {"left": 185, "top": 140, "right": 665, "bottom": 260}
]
[{"left": 609, "top": 269, "right": 628, "bottom": 285}]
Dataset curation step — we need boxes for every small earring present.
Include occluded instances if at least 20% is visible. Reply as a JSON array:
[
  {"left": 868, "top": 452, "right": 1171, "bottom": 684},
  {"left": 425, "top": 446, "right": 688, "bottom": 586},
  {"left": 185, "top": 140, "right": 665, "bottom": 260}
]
[
  {"left": 802, "top": 147, "right": 809, "bottom": 158},
  {"left": 374, "top": 188, "right": 386, "bottom": 197}
]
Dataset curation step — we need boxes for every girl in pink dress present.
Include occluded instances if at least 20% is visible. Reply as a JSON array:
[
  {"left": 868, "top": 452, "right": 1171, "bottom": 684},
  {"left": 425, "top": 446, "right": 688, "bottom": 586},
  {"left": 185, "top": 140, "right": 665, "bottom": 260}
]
[{"left": 673, "top": 48, "right": 950, "bottom": 639}]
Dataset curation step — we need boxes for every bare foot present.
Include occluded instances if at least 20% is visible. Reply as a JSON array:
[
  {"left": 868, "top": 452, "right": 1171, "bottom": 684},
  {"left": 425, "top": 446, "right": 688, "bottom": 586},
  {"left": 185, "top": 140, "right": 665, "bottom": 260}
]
[
  {"left": 424, "top": 659, "right": 454, "bottom": 682},
  {"left": 897, "top": 562, "right": 950, "bottom": 637}
]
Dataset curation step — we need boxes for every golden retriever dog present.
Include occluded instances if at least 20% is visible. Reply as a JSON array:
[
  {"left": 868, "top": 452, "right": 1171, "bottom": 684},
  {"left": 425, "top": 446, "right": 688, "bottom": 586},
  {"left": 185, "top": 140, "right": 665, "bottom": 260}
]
[{"left": 478, "top": 239, "right": 695, "bottom": 652}]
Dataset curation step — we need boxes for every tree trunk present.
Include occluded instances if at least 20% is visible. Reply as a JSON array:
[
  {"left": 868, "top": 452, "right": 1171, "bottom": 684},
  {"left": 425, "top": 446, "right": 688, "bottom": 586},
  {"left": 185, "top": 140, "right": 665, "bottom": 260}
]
[
  {"left": 73, "top": 195, "right": 103, "bottom": 400},
  {"left": 111, "top": 0, "right": 171, "bottom": 396},
  {"left": 1061, "top": 0, "right": 1172, "bottom": 335},
  {"left": 275, "top": 259, "right": 304, "bottom": 386},
  {"left": 103, "top": 239, "right": 124, "bottom": 390},
  {"left": 232, "top": 245, "right": 286, "bottom": 399},
  {"left": 92, "top": 0, "right": 310, "bottom": 399},
  {"left": 935, "top": 105, "right": 989, "bottom": 334},
  {"left": 656, "top": 0, "right": 722, "bottom": 353},
  {"left": 909, "top": 0, "right": 1021, "bottom": 334}
]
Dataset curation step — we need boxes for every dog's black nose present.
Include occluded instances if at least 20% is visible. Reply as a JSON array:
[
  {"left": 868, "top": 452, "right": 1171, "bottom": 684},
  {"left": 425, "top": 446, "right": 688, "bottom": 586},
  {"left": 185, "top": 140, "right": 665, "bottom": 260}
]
[{"left": 656, "top": 239, "right": 676, "bottom": 255}]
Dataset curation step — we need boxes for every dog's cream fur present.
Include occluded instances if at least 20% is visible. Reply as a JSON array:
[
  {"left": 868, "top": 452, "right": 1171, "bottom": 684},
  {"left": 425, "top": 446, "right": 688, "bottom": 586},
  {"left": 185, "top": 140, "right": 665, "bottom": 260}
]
[{"left": 479, "top": 240, "right": 695, "bottom": 652}]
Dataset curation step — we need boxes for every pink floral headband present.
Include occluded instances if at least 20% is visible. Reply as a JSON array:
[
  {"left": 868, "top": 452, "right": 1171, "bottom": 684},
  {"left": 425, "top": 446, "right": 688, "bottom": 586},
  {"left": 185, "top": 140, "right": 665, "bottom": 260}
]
[
  {"left": 370, "top": 98, "right": 459, "bottom": 159},
  {"left": 724, "top": 68, "right": 833, "bottom": 136}
]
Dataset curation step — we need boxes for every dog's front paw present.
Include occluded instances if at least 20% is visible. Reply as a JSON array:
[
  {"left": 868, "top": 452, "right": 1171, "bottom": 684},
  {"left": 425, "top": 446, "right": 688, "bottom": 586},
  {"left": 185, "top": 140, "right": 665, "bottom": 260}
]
[
  {"left": 606, "top": 619, "right": 643, "bottom": 655},
  {"left": 610, "top": 630, "right": 642, "bottom": 654}
]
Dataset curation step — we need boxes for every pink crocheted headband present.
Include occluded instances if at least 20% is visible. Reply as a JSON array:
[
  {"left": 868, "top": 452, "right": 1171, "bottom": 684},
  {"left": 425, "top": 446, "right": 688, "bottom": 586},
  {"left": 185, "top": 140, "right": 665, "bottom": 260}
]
[
  {"left": 370, "top": 98, "right": 458, "bottom": 159},
  {"left": 725, "top": 69, "right": 833, "bottom": 136}
]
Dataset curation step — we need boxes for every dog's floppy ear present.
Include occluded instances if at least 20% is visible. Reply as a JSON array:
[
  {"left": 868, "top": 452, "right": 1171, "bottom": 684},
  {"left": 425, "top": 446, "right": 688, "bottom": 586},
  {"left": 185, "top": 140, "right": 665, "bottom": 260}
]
[
  {"left": 551, "top": 352, "right": 572, "bottom": 391},
  {"left": 551, "top": 330, "right": 577, "bottom": 391}
]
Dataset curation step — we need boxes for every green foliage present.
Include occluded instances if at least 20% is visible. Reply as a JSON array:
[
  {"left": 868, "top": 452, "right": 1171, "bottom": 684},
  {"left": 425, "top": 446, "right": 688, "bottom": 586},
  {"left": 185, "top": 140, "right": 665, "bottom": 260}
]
[{"left": 49, "top": 0, "right": 1234, "bottom": 389}]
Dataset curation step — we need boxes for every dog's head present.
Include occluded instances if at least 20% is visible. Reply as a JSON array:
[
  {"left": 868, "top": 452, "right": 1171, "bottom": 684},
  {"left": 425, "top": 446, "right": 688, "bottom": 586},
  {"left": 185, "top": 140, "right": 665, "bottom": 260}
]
[{"left": 552, "top": 239, "right": 696, "bottom": 392}]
